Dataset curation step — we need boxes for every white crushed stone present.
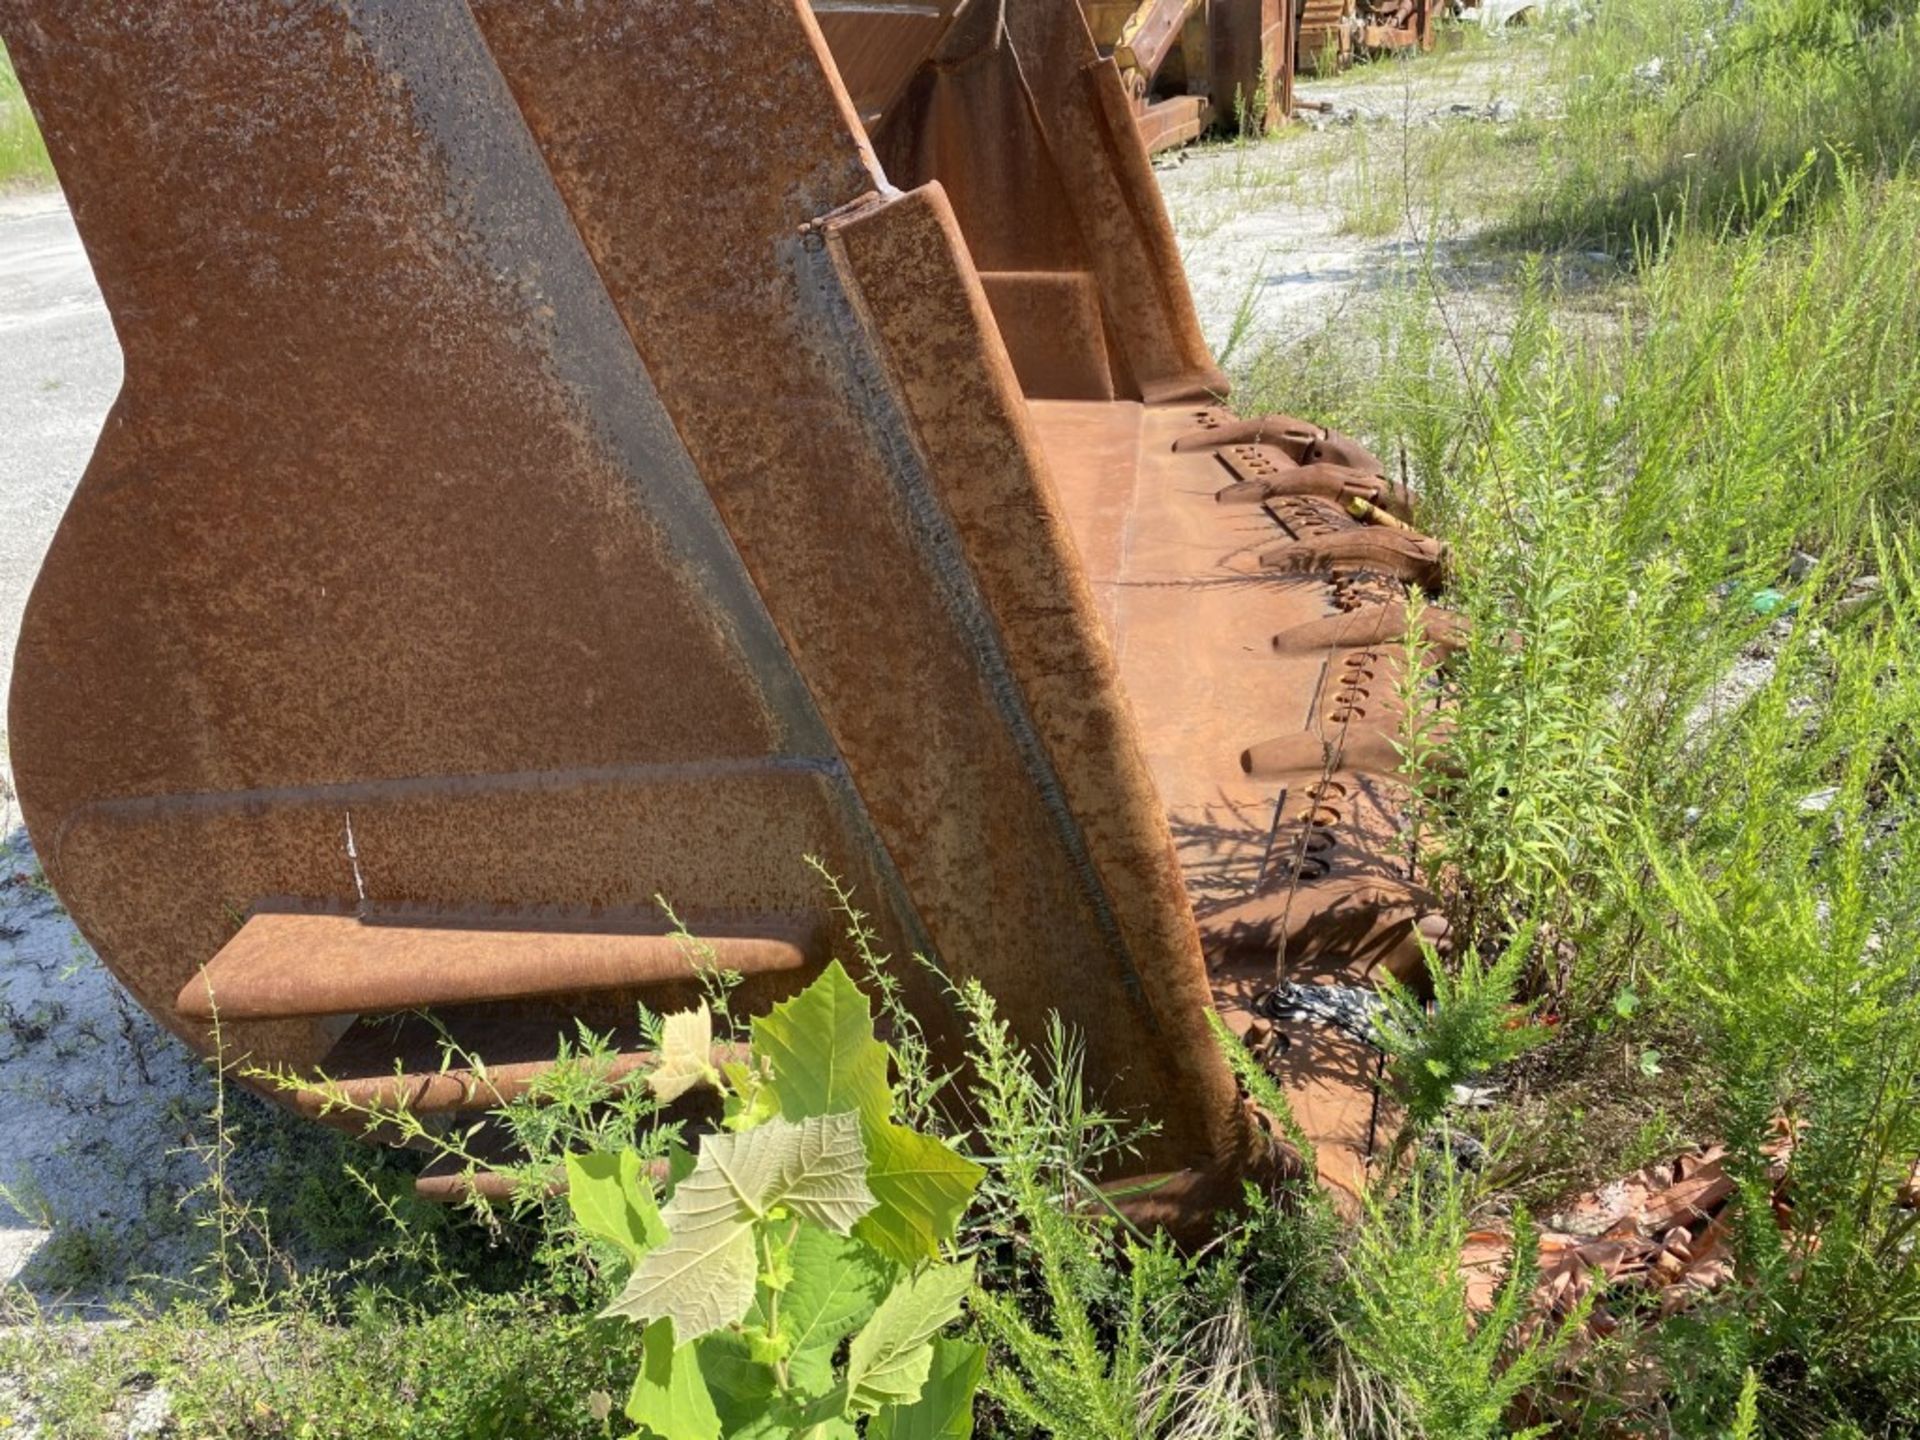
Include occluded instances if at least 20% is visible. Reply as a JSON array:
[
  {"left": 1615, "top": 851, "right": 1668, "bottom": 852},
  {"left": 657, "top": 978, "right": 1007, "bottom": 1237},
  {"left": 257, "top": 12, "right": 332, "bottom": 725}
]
[
  {"left": 1153, "top": 43, "right": 1549, "bottom": 357},
  {"left": 0, "top": 791, "right": 221, "bottom": 1300}
]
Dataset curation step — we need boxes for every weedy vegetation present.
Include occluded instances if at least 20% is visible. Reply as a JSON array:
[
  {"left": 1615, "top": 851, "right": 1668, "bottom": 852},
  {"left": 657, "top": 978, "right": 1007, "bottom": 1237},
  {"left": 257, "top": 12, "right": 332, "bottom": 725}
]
[
  {"left": 0, "top": 40, "right": 52, "bottom": 190},
  {"left": 1233, "top": 0, "right": 1920, "bottom": 1428}
]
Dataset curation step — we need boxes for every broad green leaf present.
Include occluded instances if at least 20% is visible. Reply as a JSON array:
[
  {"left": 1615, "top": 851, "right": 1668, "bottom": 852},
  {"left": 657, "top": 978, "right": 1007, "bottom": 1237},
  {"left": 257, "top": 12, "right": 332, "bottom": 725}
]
[
  {"left": 721, "top": 1059, "right": 780, "bottom": 1132},
  {"left": 693, "top": 1333, "right": 776, "bottom": 1434},
  {"left": 652, "top": 1002, "right": 720, "bottom": 1102},
  {"left": 666, "top": 1138, "right": 697, "bottom": 1192},
  {"left": 844, "top": 1259, "right": 975, "bottom": 1416},
  {"left": 871, "top": 1337, "right": 984, "bottom": 1440},
  {"left": 753, "top": 963, "right": 982, "bottom": 1261},
  {"left": 781, "top": 1383, "right": 852, "bottom": 1433},
  {"left": 626, "top": 1319, "right": 721, "bottom": 1440},
  {"left": 713, "top": 1109, "right": 876, "bottom": 1233},
  {"left": 752, "top": 960, "right": 891, "bottom": 1128},
  {"left": 565, "top": 1149, "right": 666, "bottom": 1265},
  {"left": 606, "top": 1113, "right": 877, "bottom": 1339},
  {"left": 697, "top": 1338, "right": 857, "bottom": 1440},
  {"left": 857, "top": 1124, "right": 985, "bottom": 1264},
  {"left": 781, "top": 1230, "right": 894, "bottom": 1395}
]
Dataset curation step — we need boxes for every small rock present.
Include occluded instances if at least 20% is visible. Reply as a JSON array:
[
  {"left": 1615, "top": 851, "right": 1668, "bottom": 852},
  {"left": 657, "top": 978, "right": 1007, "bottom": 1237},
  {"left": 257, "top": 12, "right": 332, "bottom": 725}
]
[
  {"left": 126, "top": 1386, "right": 171, "bottom": 1438},
  {"left": 0, "top": 1228, "right": 50, "bottom": 1286},
  {"left": 1489, "top": 98, "right": 1521, "bottom": 123},
  {"left": 1837, "top": 574, "right": 1882, "bottom": 618},
  {"left": 1786, "top": 549, "right": 1819, "bottom": 582},
  {"left": 1798, "top": 787, "right": 1840, "bottom": 815},
  {"left": 1428, "top": 1130, "right": 1490, "bottom": 1170}
]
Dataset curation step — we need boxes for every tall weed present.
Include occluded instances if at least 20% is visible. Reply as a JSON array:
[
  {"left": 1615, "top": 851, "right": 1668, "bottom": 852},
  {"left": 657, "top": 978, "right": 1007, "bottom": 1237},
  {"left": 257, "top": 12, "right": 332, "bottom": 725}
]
[
  {"left": 0, "top": 39, "right": 53, "bottom": 189},
  {"left": 1510, "top": 0, "right": 1920, "bottom": 247},
  {"left": 1345, "top": 1173, "right": 1585, "bottom": 1440},
  {"left": 1226, "top": 0, "right": 1920, "bottom": 1428}
]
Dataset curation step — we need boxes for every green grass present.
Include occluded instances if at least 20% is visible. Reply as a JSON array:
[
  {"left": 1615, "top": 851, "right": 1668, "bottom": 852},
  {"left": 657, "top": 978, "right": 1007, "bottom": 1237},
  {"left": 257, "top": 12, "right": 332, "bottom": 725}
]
[
  {"left": 1227, "top": 0, "right": 1920, "bottom": 1429},
  {"left": 1504, "top": 0, "right": 1920, "bottom": 249},
  {"left": 0, "top": 1296, "right": 630, "bottom": 1440},
  {"left": 0, "top": 39, "right": 52, "bottom": 190}
]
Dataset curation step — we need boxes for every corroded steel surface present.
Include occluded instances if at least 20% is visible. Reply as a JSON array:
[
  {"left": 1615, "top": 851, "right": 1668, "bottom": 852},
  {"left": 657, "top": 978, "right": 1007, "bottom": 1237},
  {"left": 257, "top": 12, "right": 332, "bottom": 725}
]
[
  {"left": 1298, "top": 0, "right": 1432, "bottom": 70},
  {"left": 809, "top": 0, "right": 967, "bottom": 121},
  {"left": 1298, "top": 0, "right": 1356, "bottom": 69},
  {"left": 176, "top": 910, "right": 821, "bottom": 1023},
  {"left": 0, "top": 0, "right": 901, "bottom": 1078},
  {"left": 1077, "top": 0, "right": 1293, "bottom": 150},
  {"left": 4, "top": 0, "right": 1458, "bottom": 1225},
  {"left": 1033, "top": 397, "right": 1450, "bottom": 1201}
]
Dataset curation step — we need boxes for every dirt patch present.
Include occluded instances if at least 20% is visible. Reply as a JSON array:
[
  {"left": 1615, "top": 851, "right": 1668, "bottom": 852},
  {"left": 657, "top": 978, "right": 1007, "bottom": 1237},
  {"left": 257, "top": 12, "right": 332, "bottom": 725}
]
[{"left": 1156, "top": 37, "right": 1550, "bottom": 355}]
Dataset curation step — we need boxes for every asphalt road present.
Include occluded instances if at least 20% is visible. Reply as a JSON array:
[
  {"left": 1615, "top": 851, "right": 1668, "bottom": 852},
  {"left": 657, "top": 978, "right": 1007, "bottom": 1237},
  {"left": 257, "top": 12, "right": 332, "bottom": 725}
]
[{"left": 0, "top": 189, "right": 119, "bottom": 737}]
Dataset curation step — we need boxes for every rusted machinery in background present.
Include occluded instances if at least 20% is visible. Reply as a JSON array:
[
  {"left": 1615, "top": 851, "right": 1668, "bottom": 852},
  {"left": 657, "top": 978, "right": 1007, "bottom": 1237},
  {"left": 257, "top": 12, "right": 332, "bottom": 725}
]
[
  {"left": 1072, "top": 0, "right": 1439, "bottom": 148},
  {"left": 1076, "top": 0, "right": 1292, "bottom": 150},
  {"left": 1298, "top": 0, "right": 1435, "bottom": 71},
  {"left": 1, "top": 0, "right": 1455, "bottom": 1226}
]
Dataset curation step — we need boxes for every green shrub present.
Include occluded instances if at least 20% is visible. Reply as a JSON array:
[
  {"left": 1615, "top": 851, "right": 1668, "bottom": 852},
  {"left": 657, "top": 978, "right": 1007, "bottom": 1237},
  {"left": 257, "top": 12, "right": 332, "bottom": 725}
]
[
  {"left": 1511, "top": 0, "right": 1920, "bottom": 248},
  {"left": 565, "top": 961, "right": 986, "bottom": 1438},
  {"left": 1344, "top": 1173, "right": 1585, "bottom": 1440},
  {"left": 1374, "top": 927, "right": 1548, "bottom": 1143},
  {"left": 0, "top": 1296, "right": 629, "bottom": 1440},
  {"left": 0, "top": 39, "right": 53, "bottom": 189}
]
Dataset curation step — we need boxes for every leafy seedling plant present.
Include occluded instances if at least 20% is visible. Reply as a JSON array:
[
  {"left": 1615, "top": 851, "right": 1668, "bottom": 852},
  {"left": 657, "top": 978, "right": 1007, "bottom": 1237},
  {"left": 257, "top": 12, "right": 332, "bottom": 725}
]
[{"left": 566, "top": 960, "right": 987, "bottom": 1439}]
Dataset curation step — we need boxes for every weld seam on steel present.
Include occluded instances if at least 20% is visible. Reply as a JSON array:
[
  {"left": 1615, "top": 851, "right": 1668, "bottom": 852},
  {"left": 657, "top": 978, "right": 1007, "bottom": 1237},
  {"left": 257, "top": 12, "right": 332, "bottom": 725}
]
[
  {"left": 62, "top": 757, "right": 850, "bottom": 825},
  {"left": 800, "top": 211, "right": 1151, "bottom": 1015}
]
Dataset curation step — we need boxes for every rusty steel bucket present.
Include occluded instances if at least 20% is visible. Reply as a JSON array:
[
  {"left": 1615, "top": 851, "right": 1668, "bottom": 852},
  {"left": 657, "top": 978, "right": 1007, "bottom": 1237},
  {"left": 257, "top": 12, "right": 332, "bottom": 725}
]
[
  {"left": 1, "top": 0, "right": 1451, "bottom": 1225},
  {"left": 1075, "top": 0, "right": 1294, "bottom": 151}
]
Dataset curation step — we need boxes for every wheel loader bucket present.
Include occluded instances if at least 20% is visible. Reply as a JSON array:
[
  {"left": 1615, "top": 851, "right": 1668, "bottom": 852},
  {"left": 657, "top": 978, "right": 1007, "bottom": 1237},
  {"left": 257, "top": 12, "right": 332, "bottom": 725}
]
[{"left": 1, "top": 0, "right": 1448, "bottom": 1223}]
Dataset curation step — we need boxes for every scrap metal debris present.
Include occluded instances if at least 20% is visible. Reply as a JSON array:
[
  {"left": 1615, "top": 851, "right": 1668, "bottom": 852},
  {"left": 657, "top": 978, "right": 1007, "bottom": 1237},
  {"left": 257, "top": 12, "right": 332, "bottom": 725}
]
[{"left": 1461, "top": 1131, "right": 1799, "bottom": 1341}]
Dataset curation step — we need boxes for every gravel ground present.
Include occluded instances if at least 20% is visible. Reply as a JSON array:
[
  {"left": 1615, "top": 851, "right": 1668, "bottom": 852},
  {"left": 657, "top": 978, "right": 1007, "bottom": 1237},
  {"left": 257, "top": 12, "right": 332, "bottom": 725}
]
[
  {"left": 0, "top": 190, "right": 121, "bottom": 716},
  {"left": 1155, "top": 37, "right": 1549, "bottom": 354}
]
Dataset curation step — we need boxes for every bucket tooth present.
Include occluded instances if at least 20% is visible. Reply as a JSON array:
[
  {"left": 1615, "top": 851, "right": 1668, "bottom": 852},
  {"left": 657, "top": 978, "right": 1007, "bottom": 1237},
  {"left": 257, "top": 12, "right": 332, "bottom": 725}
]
[
  {"left": 1271, "top": 601, "right": 1468, "bottom": 656},
  {"left": 1201, "top": 764, "right": 1447, "bottom": 988},
  {"left": 1214, "top": 449, "right": 1415, "bottom": 519},
  {"left": 1242, "top": 728, "right": 1404, "bottom": 780},
  {"left": 1257, "top": 527, "right": 1450, "bottom": 590},
  {"left": 1174, "top": 412, "right": 1324, "bottom": 458},
  {"left": 1175, "top": 414, "right": 1385, "bottom": 475}
]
